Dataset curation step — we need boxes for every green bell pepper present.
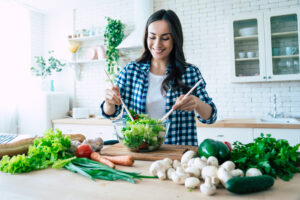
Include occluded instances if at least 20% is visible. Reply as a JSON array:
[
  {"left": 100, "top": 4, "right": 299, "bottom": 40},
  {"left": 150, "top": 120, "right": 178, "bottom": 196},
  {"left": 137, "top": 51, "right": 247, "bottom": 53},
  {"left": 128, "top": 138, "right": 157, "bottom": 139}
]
[{"left": 198, "top": 139, "right": 230, "bottom": 163}]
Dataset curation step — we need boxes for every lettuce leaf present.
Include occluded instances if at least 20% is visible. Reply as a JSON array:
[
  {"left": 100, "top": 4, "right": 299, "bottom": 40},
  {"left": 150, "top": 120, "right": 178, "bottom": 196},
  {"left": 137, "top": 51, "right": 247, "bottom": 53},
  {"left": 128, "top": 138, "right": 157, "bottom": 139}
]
[{"left": 0, "top": 129, "right": 71, "bottom": 174}]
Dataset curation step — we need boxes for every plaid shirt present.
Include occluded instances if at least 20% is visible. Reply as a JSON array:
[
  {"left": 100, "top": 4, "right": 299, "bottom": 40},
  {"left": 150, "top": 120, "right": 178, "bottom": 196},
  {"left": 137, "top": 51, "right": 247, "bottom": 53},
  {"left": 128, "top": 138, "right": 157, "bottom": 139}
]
[{"left": 101, "top": 61, "right": 217, "bottom": 146}]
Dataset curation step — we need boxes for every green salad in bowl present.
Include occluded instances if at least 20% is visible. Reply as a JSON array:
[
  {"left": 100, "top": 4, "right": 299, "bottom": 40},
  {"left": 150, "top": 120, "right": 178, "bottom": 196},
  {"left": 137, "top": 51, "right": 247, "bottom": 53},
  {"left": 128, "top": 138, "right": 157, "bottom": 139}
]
[{"left": 113, "top": 111, "right": 170, "bottom": 152}]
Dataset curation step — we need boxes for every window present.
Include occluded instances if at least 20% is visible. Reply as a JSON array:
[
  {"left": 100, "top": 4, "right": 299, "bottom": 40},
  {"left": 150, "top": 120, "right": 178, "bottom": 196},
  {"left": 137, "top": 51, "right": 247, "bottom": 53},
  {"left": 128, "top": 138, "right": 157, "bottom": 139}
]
[{"left": 0, "top": 1, "right": 30, "bottom": 133}]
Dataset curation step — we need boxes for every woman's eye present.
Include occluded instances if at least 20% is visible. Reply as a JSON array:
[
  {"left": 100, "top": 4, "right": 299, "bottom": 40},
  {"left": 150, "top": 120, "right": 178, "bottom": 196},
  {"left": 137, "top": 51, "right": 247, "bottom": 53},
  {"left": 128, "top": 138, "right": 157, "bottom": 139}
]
[
  {"left": 149, "top": 37, "right": 155, "bottom": 40},
  {"left": 162, "top": 38, "right": 169, "bottom": 41}
]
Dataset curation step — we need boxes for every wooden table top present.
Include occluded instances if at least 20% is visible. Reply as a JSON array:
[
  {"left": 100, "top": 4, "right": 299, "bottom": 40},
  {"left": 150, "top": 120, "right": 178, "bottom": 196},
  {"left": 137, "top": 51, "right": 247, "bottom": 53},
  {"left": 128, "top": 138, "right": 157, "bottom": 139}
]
[{"left": 1, "top": 160, "right": 300, "bottom": 200}]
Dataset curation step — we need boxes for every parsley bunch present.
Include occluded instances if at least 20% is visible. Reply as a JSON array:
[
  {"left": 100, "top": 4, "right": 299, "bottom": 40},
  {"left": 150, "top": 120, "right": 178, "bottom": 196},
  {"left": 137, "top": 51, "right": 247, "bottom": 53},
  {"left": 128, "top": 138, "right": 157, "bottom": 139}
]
[{"left": 231, "top": 133, "right": 300, "bottom": 181}]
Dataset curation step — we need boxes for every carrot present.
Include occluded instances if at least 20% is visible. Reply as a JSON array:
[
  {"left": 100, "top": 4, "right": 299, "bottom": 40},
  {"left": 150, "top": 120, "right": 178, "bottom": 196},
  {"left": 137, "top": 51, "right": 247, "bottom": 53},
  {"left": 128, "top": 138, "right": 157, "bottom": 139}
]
[
  {"left": 102, "top": 155, "right": 134, "bottom": 166},
  {"left": 90, "top": 152, "right": 115, "bottom": 168}
]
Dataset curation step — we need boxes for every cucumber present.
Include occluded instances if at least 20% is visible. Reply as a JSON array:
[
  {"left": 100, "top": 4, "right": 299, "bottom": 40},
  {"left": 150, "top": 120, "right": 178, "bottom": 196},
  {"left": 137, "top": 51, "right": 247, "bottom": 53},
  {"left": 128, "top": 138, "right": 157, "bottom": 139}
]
[{"left": 225, "top": 175, "right": 274, "bottom": 194}]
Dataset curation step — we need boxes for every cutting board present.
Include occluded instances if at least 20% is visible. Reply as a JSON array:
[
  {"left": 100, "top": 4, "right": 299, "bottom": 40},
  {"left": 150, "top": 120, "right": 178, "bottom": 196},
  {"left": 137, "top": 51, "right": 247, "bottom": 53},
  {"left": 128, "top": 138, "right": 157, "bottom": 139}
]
[{"left": 101, "top": 143, "right": 198, "bottom": 161}]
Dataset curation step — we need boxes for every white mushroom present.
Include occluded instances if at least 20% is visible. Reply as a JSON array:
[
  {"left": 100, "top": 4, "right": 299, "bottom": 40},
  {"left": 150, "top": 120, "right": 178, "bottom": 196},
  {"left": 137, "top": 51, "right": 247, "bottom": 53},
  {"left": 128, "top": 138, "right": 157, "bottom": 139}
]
[
  {"left": 217, "top": 166, "right": 232, "bottom": 186},
  {"left": 231, "top": 169, "right": 244, "bottom": 177},
  {"left": 246, "top": 168, "right": 262, "bottom": 177},
  {"left": 201, "top": 165, "right": 218, "bottom": 180},
  {"left": 211, "top": 177, "right": 220, "bottom": 185},
  {"left": 162, "top": 157, "right": 173, "bottom": 166},
  {"left": 185, "top": 166, "right": 201, "bottom": 178},
  {"left": 187, "top": 158, "right": 196, "bottom": 167},
  {"left": 221, "top": 161, "right": 235, "bottom": 172},
  {"left": 172, "top": 160, "right": 181, "bottom": 169},
  {"left": 149, "top": 158, "right": 172, "bottom": 180},
  {"left": 193, "top": 157, "right": 207, "bottom": 170},
  {"left": 200, "top": 177, "right": 216, "bottom": 196},
  {"left": 181, "top": 163, "right": 188, "bottom": 169},
  {"left": 167, "top": 168, "right": 176, "bottom": 180},
  {"left": 200, "top": 156, "right": 208, "bottom": 162},
  {"left": 207, "top": 156, "right": 219, "bottom": 167},
  {"left": 181, "top": 150, "right": 196, "bottom": 164},
  {"left": 171, "top": 166, "right": 190, "bottom": 184},
  {"left": 185, "top": 177, "right": 200, "bottom": 189}
]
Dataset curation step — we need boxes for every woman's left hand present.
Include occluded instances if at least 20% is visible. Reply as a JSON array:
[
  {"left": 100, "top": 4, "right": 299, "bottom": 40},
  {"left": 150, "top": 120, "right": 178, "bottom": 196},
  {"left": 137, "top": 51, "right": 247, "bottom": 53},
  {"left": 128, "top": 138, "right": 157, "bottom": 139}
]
[{"left": 172, "top": 95, "right": 199, "bottom": 111}]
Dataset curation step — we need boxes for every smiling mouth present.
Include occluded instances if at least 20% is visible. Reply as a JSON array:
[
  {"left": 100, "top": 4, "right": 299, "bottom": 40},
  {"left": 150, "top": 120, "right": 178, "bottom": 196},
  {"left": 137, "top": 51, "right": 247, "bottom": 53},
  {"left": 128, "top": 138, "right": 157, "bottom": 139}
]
[{"left": 153, "top": 49, "right": 164, "bottom": 54}]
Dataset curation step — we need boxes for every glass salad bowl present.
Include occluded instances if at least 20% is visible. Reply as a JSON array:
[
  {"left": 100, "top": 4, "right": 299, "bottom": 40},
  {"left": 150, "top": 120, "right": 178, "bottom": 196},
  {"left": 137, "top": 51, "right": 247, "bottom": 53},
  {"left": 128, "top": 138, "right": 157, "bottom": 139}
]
[{"left": 113, "top": 118, "right": 170, "bottom": 152}]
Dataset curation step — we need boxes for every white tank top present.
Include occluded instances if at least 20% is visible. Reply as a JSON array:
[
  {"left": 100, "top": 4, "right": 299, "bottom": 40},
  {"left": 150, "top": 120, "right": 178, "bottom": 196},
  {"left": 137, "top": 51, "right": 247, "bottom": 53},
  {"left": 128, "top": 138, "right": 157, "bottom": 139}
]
[{"left": 146, "top": 72, "right": 166, "bottom": 119}]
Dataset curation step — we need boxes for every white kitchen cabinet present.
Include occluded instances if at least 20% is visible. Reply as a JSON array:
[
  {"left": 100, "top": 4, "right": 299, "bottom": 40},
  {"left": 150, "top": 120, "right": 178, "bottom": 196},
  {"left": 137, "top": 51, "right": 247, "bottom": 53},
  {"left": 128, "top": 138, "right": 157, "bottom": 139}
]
[
  {"left": 253, "top": 128, "right": 300, "bottom": 146},
  {"left": 53, "top": 123, "right": 116, "bottom": 141},
  {"left": 229, "top": 13, "right": 266, "bottom": 82},
  {"left": 229, "top": 8, "right": 300, "bottom": 82},
  {"left": 197, "top": 127, "right": 253, "bottom": 145}
]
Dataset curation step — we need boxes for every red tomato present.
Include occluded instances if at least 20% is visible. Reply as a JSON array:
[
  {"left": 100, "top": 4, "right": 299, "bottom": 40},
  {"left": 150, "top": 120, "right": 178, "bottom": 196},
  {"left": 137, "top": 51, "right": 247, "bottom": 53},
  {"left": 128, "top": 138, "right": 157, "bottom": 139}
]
[
  {"left": 138, "top": 142, "right": 148, "bottom": 149},
  {"left": 76, "top": 144, "right": 93, "bottom": 158}
]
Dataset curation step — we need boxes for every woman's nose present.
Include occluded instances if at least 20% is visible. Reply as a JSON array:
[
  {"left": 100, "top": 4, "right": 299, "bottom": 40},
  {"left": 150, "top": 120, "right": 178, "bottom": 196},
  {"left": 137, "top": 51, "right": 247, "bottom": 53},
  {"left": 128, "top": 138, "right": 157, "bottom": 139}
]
[{"left": 154, "top": 39, "right": 162, "bottom": 47}]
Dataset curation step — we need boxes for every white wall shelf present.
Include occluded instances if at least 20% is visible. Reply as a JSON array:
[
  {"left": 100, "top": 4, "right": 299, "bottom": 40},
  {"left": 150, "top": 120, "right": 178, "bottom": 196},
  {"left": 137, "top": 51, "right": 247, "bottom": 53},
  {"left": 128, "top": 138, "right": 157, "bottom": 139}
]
[
  {"left": 271, "top": 31, "right": 298, "bottom": 38},
  {"left": 234, "top": 35, "right": 258, "bottom": 41},
  {"left": 235, "top": 57, "right": 259, "bottom": 61},
  {"left": 68, "top": 59, "right": 105, "bottom": 81},
  {"left": 68, "top": 35, "right": 104, "bottom": 42},
  {"left": 272, "top": 55, "right": 299, "bottom": 59},
  {"left": 67, "top": 32, "right": 106, "bottom": 80},
  {"left": 68, "top": 59, "right": 105, "bottom": 65}
]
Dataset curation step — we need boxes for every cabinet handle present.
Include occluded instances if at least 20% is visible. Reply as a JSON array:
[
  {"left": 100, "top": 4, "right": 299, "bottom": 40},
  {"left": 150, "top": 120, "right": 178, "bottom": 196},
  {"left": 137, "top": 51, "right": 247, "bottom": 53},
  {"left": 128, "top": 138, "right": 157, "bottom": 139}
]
[
  {"left": 217, "top": 134, "right": 224, "bottom": 137},
  {"left": 263, "top": 76, "right": 266, "bottom": 79},
  {"left": 268, "top": 76, "right": 271, "bottom": 79}
]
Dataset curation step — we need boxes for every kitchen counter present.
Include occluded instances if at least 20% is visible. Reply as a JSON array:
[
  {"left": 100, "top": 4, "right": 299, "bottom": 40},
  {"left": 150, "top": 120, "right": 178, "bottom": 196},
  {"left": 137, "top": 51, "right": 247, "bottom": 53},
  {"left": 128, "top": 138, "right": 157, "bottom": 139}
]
[
  {"left": 52, "top": 117, "right": 300, "bottom": 129},
  {"left": 0, "top": 160, "right": 299, "bottom": 200}
]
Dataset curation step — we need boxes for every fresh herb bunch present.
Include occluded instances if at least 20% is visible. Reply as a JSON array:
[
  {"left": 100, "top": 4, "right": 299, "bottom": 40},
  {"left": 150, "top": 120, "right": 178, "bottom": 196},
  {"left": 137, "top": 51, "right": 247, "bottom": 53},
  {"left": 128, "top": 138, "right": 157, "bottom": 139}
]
[
  {"left": 231, "top": 133, "right": 300, "bottom": 181},
  {"left": 104, "top": 17, "right": 125, "bottom": 80},
  {"left": 64, "top": 157, "right": 156, "bottom": 183},
  {"left": 30, "top": 50, "right": 66, "bottom": 79},
  {"left": 0, "top": 129, "right": 73, "bottom": 174}
]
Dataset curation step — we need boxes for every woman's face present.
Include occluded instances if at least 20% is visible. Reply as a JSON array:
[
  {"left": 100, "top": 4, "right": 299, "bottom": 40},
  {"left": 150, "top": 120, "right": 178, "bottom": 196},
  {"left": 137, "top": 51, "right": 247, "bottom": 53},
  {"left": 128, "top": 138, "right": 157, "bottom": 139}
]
[{"left": 147, "top": 20, "right": 173, "bottom": 62}]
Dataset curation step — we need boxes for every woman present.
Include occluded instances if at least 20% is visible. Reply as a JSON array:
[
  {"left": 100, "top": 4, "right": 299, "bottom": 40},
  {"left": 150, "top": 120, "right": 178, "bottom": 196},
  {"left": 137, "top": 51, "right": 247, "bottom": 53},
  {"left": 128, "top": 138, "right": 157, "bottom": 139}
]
[{"left": 101, "top": 9, "right": 217, "bottom": 146}]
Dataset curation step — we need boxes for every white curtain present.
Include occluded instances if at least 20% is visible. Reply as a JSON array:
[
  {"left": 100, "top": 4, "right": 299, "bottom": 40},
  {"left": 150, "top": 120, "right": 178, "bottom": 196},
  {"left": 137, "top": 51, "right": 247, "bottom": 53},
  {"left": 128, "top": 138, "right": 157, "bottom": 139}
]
[{"left": 0, "top": 1, "right": 30, "bottom": 133}]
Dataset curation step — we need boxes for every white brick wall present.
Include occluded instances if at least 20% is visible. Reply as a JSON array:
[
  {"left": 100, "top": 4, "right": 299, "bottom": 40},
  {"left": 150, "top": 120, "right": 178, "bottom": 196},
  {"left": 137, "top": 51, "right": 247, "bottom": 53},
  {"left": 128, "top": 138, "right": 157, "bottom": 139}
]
[{"left": 45, "top": 0, "right": 300, "bottom": 118}]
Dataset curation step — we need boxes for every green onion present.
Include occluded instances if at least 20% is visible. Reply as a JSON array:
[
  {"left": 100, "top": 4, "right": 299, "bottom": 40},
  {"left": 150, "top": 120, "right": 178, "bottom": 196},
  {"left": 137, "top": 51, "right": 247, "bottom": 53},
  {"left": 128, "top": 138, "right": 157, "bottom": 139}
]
[{"left": 64, "top": 157, "right": 157, "bottom": 183}]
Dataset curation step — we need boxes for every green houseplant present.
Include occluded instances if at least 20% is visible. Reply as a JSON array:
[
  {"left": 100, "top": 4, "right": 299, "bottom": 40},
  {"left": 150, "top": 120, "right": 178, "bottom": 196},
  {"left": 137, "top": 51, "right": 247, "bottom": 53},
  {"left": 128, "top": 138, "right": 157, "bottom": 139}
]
[
  {"left": 104, "top": 17, "right": 125, "bottom": 80},
  {"left": 30, "top": 50, "right": 66, "bottom": 79}
]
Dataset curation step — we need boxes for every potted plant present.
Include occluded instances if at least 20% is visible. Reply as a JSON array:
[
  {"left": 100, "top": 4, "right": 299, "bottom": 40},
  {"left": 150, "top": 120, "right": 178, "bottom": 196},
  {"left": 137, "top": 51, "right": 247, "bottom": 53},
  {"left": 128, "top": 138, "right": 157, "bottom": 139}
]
[
  {"left": 104, "top": 17, "right": 125, "bottom": 81},
  {"left": 30, "top": 50, "right": 66, "bottom": 91}
]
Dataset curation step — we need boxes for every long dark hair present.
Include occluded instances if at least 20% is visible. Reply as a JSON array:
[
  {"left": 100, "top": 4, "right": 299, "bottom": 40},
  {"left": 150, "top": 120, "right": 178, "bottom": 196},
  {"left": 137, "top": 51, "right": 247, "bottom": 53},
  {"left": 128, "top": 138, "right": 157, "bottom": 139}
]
[{"left": 136, "top": 9, "right": 190, "bottom": 93}]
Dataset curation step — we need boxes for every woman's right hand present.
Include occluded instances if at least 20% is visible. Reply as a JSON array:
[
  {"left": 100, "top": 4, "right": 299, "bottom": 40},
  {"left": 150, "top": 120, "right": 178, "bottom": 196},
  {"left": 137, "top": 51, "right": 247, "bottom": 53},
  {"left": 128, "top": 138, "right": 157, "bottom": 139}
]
[{"left": 105, "top": 86, "right": 122, "bottom": 106}]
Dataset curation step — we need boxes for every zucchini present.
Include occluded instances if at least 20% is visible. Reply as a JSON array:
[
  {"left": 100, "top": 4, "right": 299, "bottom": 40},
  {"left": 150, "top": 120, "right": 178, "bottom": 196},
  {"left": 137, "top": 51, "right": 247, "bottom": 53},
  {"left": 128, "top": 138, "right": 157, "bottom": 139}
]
[{"left": 225, "top": 175, "right": 274, "bottom": 194}]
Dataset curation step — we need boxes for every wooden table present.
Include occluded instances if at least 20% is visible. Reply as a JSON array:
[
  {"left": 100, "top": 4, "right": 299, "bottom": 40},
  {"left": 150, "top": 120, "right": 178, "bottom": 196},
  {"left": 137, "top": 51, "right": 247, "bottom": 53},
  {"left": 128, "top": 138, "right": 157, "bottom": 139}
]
[{"left": 0, "top": 160, "right": 299, "bottom": 200}]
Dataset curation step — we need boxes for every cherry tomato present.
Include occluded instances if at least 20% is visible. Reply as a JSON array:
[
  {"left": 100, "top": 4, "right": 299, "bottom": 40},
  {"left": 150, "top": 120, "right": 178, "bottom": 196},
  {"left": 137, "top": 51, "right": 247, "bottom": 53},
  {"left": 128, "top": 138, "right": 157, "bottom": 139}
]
[
  {"left": 76, "top": 144, "right": 93, "bottom": 158},
  {"left": 138, "top": 142, "right": 148, "bottom": 149}
]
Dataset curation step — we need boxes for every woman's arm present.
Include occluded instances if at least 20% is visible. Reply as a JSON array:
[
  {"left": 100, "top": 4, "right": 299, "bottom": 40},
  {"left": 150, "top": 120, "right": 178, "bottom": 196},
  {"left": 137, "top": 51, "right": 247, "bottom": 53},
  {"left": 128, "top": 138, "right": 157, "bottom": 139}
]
[
  {"left": 171, "top": 65, "right": 217, "bottom": 123},
  {"left": 172, "top": 95, "right": 213, "bottom": 120}
]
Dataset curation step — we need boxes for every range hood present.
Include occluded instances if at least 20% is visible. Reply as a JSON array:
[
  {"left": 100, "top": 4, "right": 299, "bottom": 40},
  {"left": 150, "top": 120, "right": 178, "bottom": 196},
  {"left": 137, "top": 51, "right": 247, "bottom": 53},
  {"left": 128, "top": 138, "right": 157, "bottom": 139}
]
[{"left": 117, "top": 0, "right": 153, "bottom": 49}]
